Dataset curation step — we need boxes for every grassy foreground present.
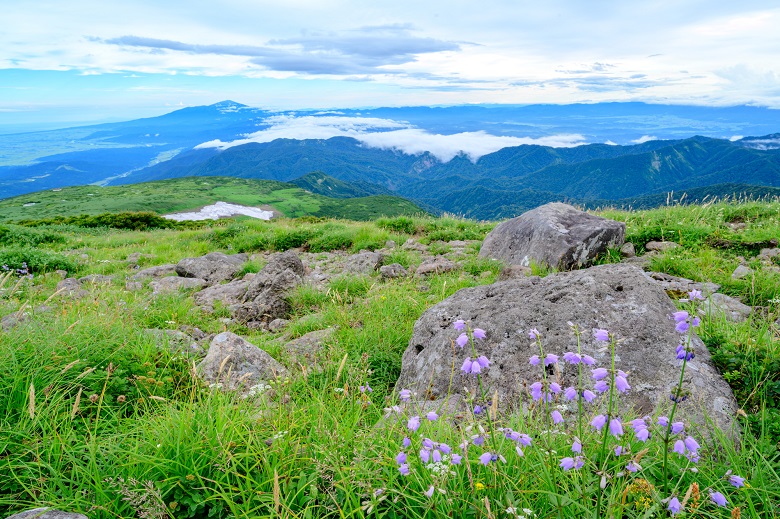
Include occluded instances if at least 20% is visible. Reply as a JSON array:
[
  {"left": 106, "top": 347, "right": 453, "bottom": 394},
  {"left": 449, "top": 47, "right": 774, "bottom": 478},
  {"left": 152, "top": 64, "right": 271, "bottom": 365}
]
[{"left": 0, "top": 202, "right": 779, "bottom": 518}]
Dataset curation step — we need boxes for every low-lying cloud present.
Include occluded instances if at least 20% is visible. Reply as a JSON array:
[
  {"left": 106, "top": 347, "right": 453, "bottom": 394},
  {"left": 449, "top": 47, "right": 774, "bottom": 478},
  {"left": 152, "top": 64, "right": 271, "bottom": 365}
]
[{"left": 197, "top": 115, "right": 587, "bottom": 162}]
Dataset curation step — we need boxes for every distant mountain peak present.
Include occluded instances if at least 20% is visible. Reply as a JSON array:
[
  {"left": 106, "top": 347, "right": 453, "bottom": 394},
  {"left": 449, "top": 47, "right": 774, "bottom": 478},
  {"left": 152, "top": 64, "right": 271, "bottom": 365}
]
[{"left": 210, "top": 100, "right": 249, "bottom": 113}]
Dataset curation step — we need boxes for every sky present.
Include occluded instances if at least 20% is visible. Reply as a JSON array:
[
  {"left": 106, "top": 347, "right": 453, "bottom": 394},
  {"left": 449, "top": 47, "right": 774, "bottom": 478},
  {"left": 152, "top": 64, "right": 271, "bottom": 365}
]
[{"left": 2, "top": 1, "right": 780, "bottom": 129}]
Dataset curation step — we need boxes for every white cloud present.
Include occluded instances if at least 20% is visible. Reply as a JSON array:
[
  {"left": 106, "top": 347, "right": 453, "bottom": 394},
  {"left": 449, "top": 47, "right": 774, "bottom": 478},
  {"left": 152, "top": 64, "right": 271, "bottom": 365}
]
[
  {"left": 729, "top": 135, "right": 744, "bottom": 141},
  {"left": 631, "top": 135, "right": 658, "bottom": 144},
  {"left": 197, "top": 115, "right": 586, "bottom": 161}
]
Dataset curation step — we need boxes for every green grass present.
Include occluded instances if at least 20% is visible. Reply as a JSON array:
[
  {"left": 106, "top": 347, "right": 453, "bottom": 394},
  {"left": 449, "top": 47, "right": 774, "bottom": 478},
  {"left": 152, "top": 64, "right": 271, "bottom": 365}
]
[
  {"left": 0, "top": 199, "right": 779, "bottom": 518},
  {"left": 0, "top": 177, "right": 425, "bottom": 222}
]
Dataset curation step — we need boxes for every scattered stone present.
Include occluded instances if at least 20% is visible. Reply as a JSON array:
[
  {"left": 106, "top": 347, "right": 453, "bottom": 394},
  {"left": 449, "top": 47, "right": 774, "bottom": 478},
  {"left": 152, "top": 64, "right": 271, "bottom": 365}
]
[
  {"left": 385, "top": 240, "right": 397, "bottom": 249},
  {"left": 197, "top": 332, "right": 286, "bottom": 392},
  {"left": 344, "top": 251, "right": 386, "bottom": 274},
  {"left": 268, "top": 318, "right": 290, "bottom": 333},
  {"left": 479, "top": 202, "right": 625, "bottom": 270},
  {"left": 731, "top": 265, "right": 753, "bottom": 280},
  {"left": 402, "top": 239, "right": 427, "bottom": 252},
  {"left": 149, "top": 277, "right": 206, "bottom": 296},
  {"left": 415, "top": 256, "right": 458, "bottom": 276},
  {"left": 132, "top": 264, "right": 177, "bottom": 279},
  {"left": 1, "top": 311, "right": 30, "bottom": 331},
  {"left": 644, "top": 272, "right": 720, "bottom": 296},
  {"left": 283, "top": 328, "right": 336, "bottom": 363},
  {"left": 194, "top": 278, "right": 251, "bottom": 312},
  {"left": 498, "top": 265, "right": 532, "bottom": 281},
  {"left": 126, "top": 252, "right": 155, "bottom": 264},
  {"left": 125, "top": 281, "right": 143, "bottom": 291},
  {"left": 55, "top": 278, "right": 88, "bottom": 299},
  {"left": 54, "top": 269, "right": 68, "bottom": 279},
  {"left": 144, "top": 329, "right": 203, "bottom": 356},
  {"left": 757, "top": 247, "right": 780, "bottom": 263},
  {"left": 4, "top": 509, "right": 88, "bottom": 519},
  {"left": 380, "top": 263, "right": 408, "bottom": 279},
  {"left": 396, "top": 263, "right": 737, "bottom": 433},
  {"left": 175, "top": 252, "right": 247, "bottom": 285},
  {"left": 78, "top": 274, "right": 114, "bottom": 285},
  {"left": 620, "top": 242, "right": 636, "bottom": 257},
  {"left": 234, "top": 251, "right": 304, "bottom": 326},
  {"left": 727, "top": 222, "right": 747, "bottom": 231},
  {"left": 703, "top": 293, "right": 752, "bottom": 322},
  {"left": 645, "top": 241, "right": 679, "bottom": 252}
]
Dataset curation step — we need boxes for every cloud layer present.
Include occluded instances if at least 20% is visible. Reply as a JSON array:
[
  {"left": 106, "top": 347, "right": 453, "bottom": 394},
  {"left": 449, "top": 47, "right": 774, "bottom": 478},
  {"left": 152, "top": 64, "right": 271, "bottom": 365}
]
[{"left": 197, "top": 115, "right": 586, "bottom": 162}]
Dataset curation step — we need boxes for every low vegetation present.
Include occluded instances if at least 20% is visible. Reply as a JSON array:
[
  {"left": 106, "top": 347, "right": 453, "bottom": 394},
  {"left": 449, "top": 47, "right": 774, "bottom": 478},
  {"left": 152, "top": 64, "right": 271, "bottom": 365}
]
[{"left": 0, "top": 200, "right": 778, "bottom": 518}]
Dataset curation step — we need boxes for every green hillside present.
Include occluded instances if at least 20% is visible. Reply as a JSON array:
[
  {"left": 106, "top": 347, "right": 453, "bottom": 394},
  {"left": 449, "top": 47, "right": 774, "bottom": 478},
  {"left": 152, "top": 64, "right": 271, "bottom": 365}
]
[{"left": 0, "top": 176, "right": 425, "bottom": 222}]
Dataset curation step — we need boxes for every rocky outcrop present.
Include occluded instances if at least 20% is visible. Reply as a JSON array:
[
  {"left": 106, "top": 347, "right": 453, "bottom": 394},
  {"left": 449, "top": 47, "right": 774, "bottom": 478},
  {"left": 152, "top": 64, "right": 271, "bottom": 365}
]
[
  {"left": 396, "top": 263, "right": 737, "bottom": 433},
  {"left": 344, "top": 251, "right": 385, "bottom": 274},
  {"left": 194, "top": 278, "right": 251, "bottom": 312},
  {"left": 479, "top": 203, "right": 625, "bottom": 270},
  {"left": 380, "top": 263, "right": 408, "bottom": 279},
  {"left": 703, "top": 293, "right": 752, "bottom": 322},
  {"left": 149, "top": 276, "right": 206, "bottom": 295},
  {"left": 415, "top": 257, "right": 458, "bottom": 276},
  {"left": 131, "top": 264, "right": 177, "bottom": 279},
  {"left": 175, "top": 252, "right": 247, "bottom": 285},
  {"left": 197, "top": 332, "right": 285, "bottom": 391},
  {"left": 644, "top": 272, "right": 720, "bottom": 296}
]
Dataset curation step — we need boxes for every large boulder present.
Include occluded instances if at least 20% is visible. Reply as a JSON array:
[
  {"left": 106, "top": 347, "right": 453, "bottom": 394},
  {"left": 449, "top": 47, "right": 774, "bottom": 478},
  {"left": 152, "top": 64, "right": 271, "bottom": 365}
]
[
  {"left": 194, "top": 278, "right": 251, "bottom": 312},
  {"left": 396, "top": 263, "right": 736, "bottom": 433},
  {"left": 176, "top": 252, "right": 247, "bottom": 285},
  {"left": 479, "top": 203, "right": 625, "bottom": 270},
  {"left": 233, "top": 251, "right": 305, "bottom": 326},
  {"left": 197, "top": 332, "right": 286, "bottom": 391}
]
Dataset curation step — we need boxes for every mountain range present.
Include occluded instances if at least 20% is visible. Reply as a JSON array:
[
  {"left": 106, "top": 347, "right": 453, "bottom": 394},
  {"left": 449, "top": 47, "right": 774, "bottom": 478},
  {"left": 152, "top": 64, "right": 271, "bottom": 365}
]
[{"left": 1, "top": 101, "right": 779, "bottom": 220}]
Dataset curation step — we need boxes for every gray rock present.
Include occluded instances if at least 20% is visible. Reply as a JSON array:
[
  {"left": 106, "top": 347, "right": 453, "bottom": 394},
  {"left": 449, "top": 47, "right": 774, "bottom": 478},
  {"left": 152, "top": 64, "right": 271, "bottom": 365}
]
[
  {"left": 176, "top": 252, "right": 247, "bottom": 285},
  {"left": 380, "top": 263, "right": 408, "bottom": 279},
  {"left": 620, "top": 242, "right": 636, "bottom": 257},
  {"left": 757, "top": 247, "right": 780, "bottom": 262},
  {"left": 144, "top": 329, "right": 203, "bottom": 356},
  {"left": 125, "top": 281, "right": 143, "bottom": 291},
  {"left": 415, "top": 257, "right": 458, "bottom": 276},
  {"left": 197, "top": 332, "right": 286, "bottom": 391},
  {"left": 731, "top": 265, "right": 753, "bottom": 280},
  {"left": 479, "top": 203, "right": 625, "bottom": 270},
  {"left": 345, "top": 251, "right": 386, "bottom": 274},
  {"left": 132, "top": 264, "right": 177, "bottom": 279},
  {"left": 498, "top": 265, "right": 532, "bottom": 281},
  {"left": 645, "top": 241, "right": 679, "bottom": 252},
  {"left": 5, "top": 509, "right": 87, "bottom": 519},
  {"left": 1, "top": 312, "right": 30, "bottom": 331},
  {"left": 644, "top": 272, "right": 720, "bottom": 296},
  {"left": 194, "top": 278, "right": 251, "bottom": 312},
  {"left": 149, "top": 277, "right": 206, "bottom": 295},
  {"left": 126, "top": 252, "right": 155, "bottom": 264},
  {"left": 55, "top": 278, "right": 88, "bottom": 299},
  {"left": 385, "top": 240, "right": 397, "bottom": 249},
  {"left": 78, "top": 274, "right": 114, "bottom": 285},
  {"left": 396, "top": 263, "right": 737, "bottom": 433},
  {"left": 283, "top": 328, "right": 336, "bottom": 363},
  {"left": 268, "top": 318, "right": 290, "bottom": 333},
  {"left": 234, "top": 251, "right": 304, "bottom": 325},
  {"left": 54, "top": 269, "right": 68, "bottom": 279},
  {"left": 402, "top": 239, "right": 428, "bottom": 252},
  {"left": 703, "top": 293, "right": 752, "bottom": 322}
]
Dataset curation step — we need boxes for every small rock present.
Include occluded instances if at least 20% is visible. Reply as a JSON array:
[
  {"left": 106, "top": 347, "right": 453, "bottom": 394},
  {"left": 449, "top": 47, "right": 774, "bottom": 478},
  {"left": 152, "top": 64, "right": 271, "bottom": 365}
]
[
  {"left": 498, "top": 265, "right": 532, "bottom": 281},
  {"left": 620, "top": 242, "right": 636, "bottom": 257},
  {"left": 380, "top": 263, "right": 408, "bottom": 279},
  {"left": 415, "top": 257, "right": 458, "bottom": 276},
  {"left": 1, "top": 312, "right": 30, "bottom": 332},
  {"left": 731, "top": 265, "right": 753, "bottom": 280},
  {"left": 54, "top": 269, "right": 68, "bottom": 279},
  {"left": 144, "top": 329, "right": 203, "bottom": 356},
  {"left": 644, "top": 272, "right": 720, "bottom": 296},
  {"left": 702, "top": 293, "right": 752, "bottom": 322},
  {"left": 149, "top": 277, "right": 206, "bottom": 295},
  {"left": 645, "top": 241, "right": 679, "bottom": 252},
  {"left": 268, "top": 318, "right": 290, "bottom": 333},
  {"left": 345, "top": 251, "right": 386, "bottom": 274},
  {"left": 176, "top": 252, "right": 247, "bottom": 285},
  {"left": 402, "top": 239, "right": 427, "bottom": 252},
  {"left": 125, "top": 281, "right": 143, "bottom": 291},
  {"left": 197, "top": 332, "right": 286, "bottom": 392},
  {"left": 78, "top": 274, "right": 114, "bottom": 285},
  {"left": 132, "top": 264, "right": 177, "bottom": 279},
  {"left": 4, "top": 509, "right": 88, "bottom": 519},
  {"left": 384, "top": 240, "right": 397, "bottom": 249},
  {"left": 55, "top": 278, "right": 88, "bottom": 299},
  {"left": 727, "top": 222, "right": 746, "bottom": 231},
  {"left": 194, "top": 278, "right": 250, "bottom": 312},
  {"left": 283, "top": 328, "right": 336, "bottom": 363}
]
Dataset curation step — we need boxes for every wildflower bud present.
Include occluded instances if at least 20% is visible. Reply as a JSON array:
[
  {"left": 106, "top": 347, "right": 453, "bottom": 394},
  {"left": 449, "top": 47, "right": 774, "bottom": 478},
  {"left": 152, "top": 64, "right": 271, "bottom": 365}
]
[
  {"left": 89, "top": 394, "right": 99, "bottom": 403},
  {"left": 116, "top": 395, "right": 126, "bottom": 403}
]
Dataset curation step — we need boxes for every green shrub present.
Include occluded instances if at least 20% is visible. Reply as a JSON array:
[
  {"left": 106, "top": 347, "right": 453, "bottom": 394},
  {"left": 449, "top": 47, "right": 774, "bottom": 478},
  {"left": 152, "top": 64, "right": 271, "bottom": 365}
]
[
  {"left": 376, "top": 215, "right": 416, "bottom": 234},
  {"left": 308, "top": 228, "right": 354, "bottom": 252},
  {"left": 271, "top": 227, "right": 314, "bottom": 251},
  {"left": 0, "top": 225, "right": 66, "bottom": 247},
  {"left": 18, "top": 211, "right": 190, "bottom": 231},
  {"left": 0, "top": 247, "right": 77, "bottom": 274}
]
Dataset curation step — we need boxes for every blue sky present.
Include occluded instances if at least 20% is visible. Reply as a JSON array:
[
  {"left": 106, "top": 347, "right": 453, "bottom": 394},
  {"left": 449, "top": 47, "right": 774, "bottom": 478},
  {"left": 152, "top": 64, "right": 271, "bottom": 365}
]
[{"left": 2, "top": 1, "right": 780, "bottom": 128}]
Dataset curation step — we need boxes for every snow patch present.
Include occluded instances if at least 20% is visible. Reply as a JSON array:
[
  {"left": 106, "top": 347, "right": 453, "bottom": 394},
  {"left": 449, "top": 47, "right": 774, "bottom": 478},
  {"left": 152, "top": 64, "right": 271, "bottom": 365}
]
[{"left": 163, "top": 201, "right": 274, "bottom": 221}]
